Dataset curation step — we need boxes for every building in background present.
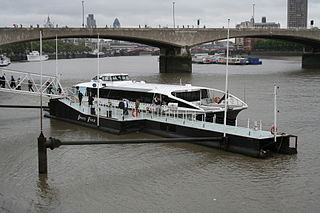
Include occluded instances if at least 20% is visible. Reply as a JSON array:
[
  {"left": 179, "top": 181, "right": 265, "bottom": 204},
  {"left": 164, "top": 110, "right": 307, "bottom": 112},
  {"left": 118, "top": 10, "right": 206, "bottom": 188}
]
[
  {"left": 287, "top": 0, "right": 308, "bottom": 28},
  {"left": 86, "top": 14, "right": 96, "bottom": 28},
  {"left": 235, "top": 17, "right": 280, "bottom": 51},
  {"left": 113, "top": 18, "right": 121, "bottom": 28},
  {"left": 43, "top": 16, "right": 54, "bottom": 28}
]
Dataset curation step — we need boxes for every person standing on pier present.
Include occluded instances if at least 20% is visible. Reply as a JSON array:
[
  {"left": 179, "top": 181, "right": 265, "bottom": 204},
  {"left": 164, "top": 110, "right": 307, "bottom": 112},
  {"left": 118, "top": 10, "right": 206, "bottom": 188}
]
[
  {"left": 153, "top": 95, "right": 161, "bottom": 114},
  {"left": 16, "top": 78, "right": 21, "bottom": 90},
  {"left": 135, "top": 98, "right": 140, "bottom": 111},
  {"left": 123, "top": 98, "right": 129, "bottom": 115},
  {"left": 78, "top": 91, "right": 83, "bottom": 106},
  {"left": 10, "top": 76, "right": 16, "bottom": 88},
  {"left": 134, "top": 98, "right": 140, "bottom": 117},
  {"left": 0, "top": 75, "right": 5, "bottom": 88},
  {"left": 88, "top": 94, "right": 95, "bottom": 114},
  {"left": 28, "top": 79, "right": 34, "bottom": 92}
]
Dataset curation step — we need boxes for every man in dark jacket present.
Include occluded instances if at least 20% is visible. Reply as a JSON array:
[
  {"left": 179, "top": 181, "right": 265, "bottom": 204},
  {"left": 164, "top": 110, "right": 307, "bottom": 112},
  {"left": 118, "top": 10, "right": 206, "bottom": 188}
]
[{"left": 78, "top": 91, "right": 83, "bottom": 106}]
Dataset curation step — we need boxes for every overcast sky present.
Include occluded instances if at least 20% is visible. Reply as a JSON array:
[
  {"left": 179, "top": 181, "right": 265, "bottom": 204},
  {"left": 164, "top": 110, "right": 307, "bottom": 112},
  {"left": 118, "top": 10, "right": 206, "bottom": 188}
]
[{"left": 1, "top": 0, "right": 319, "bottom": 28}]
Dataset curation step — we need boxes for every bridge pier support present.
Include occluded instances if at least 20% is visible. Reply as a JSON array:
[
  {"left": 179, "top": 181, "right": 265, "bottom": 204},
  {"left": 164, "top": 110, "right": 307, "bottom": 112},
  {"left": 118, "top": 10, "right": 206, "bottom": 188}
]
[
  {"left": 302, "top": 52, "right": 320, "bottom": 69},
  {"left": 159, "top": 47, "right": 192, "bottom": 73}
]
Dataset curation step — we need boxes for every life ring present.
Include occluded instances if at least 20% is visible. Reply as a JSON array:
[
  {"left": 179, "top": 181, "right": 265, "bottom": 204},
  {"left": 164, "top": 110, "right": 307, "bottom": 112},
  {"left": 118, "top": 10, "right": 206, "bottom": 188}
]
[
  {"left": 214, "top": 97, "right": 221, "bottom": 103},
  {"left": 132, "top": 109, "right": 139, "bottom": 117},
  {"left": 270, "top": 126, "right": 278, "bottom": 135}
]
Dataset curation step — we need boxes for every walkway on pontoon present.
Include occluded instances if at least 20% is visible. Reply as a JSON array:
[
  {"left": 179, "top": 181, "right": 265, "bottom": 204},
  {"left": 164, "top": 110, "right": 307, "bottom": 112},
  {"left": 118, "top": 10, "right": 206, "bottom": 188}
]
[
  {"left": 0, "top": 68, "right": 65, "bottom": 98},
  {"left": 60, "top": 97, "right": 282, "bottom": 140}
]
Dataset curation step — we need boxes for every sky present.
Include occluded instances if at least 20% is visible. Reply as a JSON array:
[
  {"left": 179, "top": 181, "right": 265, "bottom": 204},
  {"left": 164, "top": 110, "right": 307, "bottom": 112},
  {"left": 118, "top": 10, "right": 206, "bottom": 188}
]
[{"left": 1, "top": 0, "right": 319, "bottom": 28}]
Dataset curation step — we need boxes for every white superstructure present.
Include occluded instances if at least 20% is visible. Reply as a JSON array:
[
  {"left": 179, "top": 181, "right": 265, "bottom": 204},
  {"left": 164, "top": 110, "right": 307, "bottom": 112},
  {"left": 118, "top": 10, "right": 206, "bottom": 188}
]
[{"left": 74, "top": 73, "right": 248, "bottom": 122}]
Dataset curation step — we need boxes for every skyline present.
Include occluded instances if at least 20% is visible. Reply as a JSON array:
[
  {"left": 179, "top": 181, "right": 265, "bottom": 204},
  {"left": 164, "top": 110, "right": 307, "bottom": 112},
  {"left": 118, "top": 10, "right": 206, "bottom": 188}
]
[{"left": 1, "top": 0, "right": 319, "bottom": 28}]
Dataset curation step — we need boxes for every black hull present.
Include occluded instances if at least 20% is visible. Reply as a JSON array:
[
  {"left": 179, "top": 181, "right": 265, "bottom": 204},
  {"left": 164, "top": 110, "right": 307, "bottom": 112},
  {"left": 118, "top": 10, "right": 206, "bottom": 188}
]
[{"left": 48, "top": 99, "right": 297, "bottom": 158}]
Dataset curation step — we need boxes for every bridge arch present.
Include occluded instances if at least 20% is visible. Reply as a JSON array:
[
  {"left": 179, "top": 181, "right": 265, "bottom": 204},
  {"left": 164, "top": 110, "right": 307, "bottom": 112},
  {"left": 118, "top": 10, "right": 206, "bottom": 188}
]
[
  {"left": 189, "top": 29, "right": 320, "bottom": 48},
  {"left": 1, "top": 28, "right": 320, "bottom": 72}
]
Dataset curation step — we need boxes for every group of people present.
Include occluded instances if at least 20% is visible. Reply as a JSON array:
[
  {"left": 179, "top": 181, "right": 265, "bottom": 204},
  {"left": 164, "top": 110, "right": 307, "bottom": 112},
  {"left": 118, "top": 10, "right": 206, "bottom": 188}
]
[
  {"left": 77, "top": 89, "right": 95, "bottom": 114},
  {"left": 76, "top": 88, "right": 166, "bottom": 118},
  {"left": 0, "top": 74, "right": 64, "bottom": 95},
  {"left": 0, "top": 74, "right": 35, "bottom": 92}
]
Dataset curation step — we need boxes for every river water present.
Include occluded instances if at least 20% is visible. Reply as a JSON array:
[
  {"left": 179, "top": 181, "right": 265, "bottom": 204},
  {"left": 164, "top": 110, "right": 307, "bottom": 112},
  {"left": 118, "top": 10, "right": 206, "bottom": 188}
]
[{"left": 0, "top": 56, "right": 319, "bottom": 212}]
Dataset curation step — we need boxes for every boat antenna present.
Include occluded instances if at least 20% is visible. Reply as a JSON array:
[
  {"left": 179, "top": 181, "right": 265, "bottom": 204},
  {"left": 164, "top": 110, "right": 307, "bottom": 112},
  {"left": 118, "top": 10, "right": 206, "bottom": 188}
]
[
  {"left": 55, "top": 34, "right": 59, "bottom": 91},
  {"left": 40, "top": 31, "right": 43, "bottom": 132},
  {"left": 97, "top": 33, "right": 100, "bottom": 127},
  {"left": 273, "top": 84, "right": 278, "bottom": 142},
  {"left": 55, "top": 34, "right": 58, "bottom": 77},
  {"left": 223, "top": 19, "right": 230, "bottom": 137}
]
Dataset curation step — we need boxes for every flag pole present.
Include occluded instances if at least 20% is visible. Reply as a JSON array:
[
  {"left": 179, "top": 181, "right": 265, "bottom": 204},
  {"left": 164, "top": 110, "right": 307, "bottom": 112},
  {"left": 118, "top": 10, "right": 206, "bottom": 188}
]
[
  {"left": 223, "top": 19, "right": 230, "bottom": 137},
  {"left": 40, "top": 31, "right": 43, "bottom": 132},
  {"left": 97, "top": 33, "right": 100, "bottom": 127}
]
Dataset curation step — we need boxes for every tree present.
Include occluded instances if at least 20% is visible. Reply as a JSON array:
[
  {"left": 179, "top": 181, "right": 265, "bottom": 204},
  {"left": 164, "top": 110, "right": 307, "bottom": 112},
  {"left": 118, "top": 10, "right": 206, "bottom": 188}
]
[{"left": 0, "top": 40, "right": 90, "bottom": 54}]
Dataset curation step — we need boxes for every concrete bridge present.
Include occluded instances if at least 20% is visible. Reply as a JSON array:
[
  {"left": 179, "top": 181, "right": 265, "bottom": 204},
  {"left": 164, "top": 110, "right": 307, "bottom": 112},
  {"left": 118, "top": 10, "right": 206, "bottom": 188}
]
[{"left": 1, "top": 27, "right": 320, "bottom": 72}]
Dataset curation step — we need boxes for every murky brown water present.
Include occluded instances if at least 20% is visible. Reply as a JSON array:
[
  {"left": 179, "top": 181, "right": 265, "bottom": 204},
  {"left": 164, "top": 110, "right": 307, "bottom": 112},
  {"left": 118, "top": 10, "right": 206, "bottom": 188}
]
[{"left": 1, "top": 56, "right": 320, "bottom": 212}]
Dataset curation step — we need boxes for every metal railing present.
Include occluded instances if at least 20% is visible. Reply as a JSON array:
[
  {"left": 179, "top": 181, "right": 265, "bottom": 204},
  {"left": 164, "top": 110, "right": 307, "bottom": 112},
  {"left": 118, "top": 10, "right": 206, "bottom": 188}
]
[{"left": 0, "top": 68, "right": 65, "bottom": 98}]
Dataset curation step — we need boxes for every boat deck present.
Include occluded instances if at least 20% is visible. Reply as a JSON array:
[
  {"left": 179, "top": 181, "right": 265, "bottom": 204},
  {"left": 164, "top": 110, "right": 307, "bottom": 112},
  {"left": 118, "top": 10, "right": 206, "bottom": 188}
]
[{"left": 61, "top": 98, "right": 279, "bottom": 140}]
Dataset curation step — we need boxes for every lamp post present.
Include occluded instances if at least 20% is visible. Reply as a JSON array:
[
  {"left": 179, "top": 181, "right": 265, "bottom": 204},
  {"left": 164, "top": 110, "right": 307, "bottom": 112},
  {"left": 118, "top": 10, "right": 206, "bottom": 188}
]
[
  {"left": 252, "top": 3, "right": 255, "bottom": 21},
  {"left": 82, "top": 0, "right": 85, "bottom": 28},
  {"left": 172, "top": 2, "right": 175, "bottom": 28}
]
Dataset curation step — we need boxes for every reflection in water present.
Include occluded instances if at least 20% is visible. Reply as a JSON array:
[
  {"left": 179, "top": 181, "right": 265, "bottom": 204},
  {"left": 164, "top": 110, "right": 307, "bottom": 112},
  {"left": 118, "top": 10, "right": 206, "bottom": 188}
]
[
  {"left": 0, "top": 56, "right": 319, "bottom": 212},
  {"left": 38, "top": 174, "right": 50, "bottom": 197},
  {"left": 36, "top": 174, "right": 57, "bottom": 212}
]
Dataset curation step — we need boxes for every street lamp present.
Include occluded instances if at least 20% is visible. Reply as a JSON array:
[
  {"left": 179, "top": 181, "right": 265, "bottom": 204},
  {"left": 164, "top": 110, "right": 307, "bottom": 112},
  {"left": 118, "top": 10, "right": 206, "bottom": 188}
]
[
  {"left": 82, "top": 0, "right": 85, "bottom": 28},
  {"left": 172, "top": 2, "right": 175, "bottom": 28}
]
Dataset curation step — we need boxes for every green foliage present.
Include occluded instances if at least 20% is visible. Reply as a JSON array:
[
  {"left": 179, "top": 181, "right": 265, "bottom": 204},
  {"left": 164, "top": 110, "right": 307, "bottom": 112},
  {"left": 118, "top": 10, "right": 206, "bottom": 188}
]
[
  {"left": 253, "top": 40, "right": 303, "bottom": 51},
  {"left": 0, "top": 40, "right": 90, "bottom": 54}
]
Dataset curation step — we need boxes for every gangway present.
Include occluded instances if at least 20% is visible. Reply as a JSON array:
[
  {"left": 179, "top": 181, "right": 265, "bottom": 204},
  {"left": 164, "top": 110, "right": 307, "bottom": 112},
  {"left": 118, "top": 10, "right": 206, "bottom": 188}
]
[{"left": 0, "top": 68, "right": 66, "bottom": 98}]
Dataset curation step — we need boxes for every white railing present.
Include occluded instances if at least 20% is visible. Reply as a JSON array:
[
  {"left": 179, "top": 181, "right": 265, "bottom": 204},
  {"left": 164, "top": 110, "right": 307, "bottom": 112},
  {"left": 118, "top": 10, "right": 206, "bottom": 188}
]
[{"left": 0, "top": 68, "right": 65, "bottom": 98}]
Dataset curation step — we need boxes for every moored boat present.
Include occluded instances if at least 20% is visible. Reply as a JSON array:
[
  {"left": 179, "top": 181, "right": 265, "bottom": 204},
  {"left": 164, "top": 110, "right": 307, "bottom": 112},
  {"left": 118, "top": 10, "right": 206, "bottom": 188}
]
[
  {"left": 0, "top": 55, "right": 11, "bottom": 67},
  {"left": 86, "top": 49, "right": 106, "bottom": 58},
  {"left": 69, "top": 73, "right": 247, "bottom": 125},
  {"left": 27, "top": 51, "right": 49, "bottom": 62},
  {"left": 216, "top": 57, "right": 248, "bottom": 65},
  {"left": 46, "top": 73, "right": 297, "bottom": 158},
  {"left": 192, "top": 54, "right": 218, "bottom": 64}
]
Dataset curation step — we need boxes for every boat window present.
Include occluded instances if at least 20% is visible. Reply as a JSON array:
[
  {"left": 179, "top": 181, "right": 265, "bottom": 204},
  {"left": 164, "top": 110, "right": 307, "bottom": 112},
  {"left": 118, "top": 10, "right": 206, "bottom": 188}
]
[
  {"left": 79, "top": 87, "right": 87, "bottom": 96},
  {"left": 172, "top": 90, "right": 201, "bottom": 102},
  {"left": 101, "top": 76, "right": 111, "bottom": 81},
  {"left": 85, "top": 88, "right": 197, "bottom": 109},
  {"left": 92, "top": 76, "right": 97, "bottom": 80},
  {"left": 121, "top": 75, "right": 130, "bottom": 81},
  {"left": 201, "top": 89, "right": 209, "bottom": 99},
  {"left": 111, "top": 76, "right": 122, "bottom": 81}
]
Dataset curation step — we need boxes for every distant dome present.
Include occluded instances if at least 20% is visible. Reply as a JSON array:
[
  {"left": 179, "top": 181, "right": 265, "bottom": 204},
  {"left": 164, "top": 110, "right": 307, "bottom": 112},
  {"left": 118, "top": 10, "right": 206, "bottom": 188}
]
[{"left": 113, "top": 18, "right": 120, "bottom": 28}]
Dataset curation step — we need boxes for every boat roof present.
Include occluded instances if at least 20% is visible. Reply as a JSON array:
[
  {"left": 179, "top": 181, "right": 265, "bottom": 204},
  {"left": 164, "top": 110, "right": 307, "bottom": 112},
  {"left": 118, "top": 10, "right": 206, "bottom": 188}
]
[
  {"left": 99, "top": 73, "right": 128, "bottom": 77},
  {"left": 75, "top": 80, "right": 206, "bottom": 95},
  {"left": 74, "top": 73, "right": 213, "bottom": 95}
]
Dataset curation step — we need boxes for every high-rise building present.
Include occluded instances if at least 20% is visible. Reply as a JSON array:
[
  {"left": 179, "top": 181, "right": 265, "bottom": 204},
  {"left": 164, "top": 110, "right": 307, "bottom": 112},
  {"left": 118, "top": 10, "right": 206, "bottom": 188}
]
[
  {"left": 287, "top": 0, "right": 308, "bottom": 28},
  {"left": 86, "top": 14, "right": 96, "bottom": 28},
  {"left": 113, "top": 18, "right": 121, "bottom": 28},
  {"left": 44, "top": 16, "right": 54, "bottom": 28}
]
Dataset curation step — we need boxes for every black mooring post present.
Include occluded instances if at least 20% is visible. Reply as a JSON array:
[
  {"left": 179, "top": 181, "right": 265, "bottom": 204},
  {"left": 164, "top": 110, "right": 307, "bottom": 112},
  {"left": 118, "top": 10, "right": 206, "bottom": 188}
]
[{"left": 38, "top": 132, "right": 47, "bottom": 174}]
